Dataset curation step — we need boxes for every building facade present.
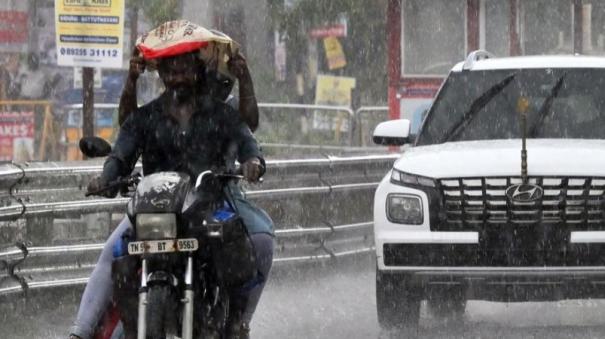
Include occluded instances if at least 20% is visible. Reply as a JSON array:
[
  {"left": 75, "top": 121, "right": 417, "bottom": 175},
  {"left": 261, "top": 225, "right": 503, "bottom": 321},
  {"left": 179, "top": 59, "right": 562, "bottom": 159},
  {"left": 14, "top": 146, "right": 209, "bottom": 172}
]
[{"left": 387, "top": 0, "right": 605, "bottom": 126}]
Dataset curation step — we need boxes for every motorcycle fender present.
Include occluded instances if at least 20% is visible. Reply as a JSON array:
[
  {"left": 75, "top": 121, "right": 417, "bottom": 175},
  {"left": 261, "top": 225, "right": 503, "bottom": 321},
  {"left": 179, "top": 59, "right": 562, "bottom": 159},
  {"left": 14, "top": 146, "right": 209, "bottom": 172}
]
[{"left": 111, "top": 255, "right": 140, "bottom": 336}]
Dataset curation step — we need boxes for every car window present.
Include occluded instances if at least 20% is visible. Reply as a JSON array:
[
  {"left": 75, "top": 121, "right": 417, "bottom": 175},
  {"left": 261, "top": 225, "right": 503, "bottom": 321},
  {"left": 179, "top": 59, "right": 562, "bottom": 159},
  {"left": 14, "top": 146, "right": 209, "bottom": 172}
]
[{"left": 416, "top": 68, "right": 605, "bottom": 145}]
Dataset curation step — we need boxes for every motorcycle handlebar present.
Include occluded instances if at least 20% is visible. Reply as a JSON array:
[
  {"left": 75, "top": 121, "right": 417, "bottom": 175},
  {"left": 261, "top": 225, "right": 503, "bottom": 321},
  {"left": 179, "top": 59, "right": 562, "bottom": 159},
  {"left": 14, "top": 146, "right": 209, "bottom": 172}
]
[
  {"left": 85, "top": 175, "right": 139, "bottom": 197},
  {"left": 194, "top": 169, "right": 264, "bottom": 191},
  {"left": 86, "top": 169, "right": 260, "bottom": 198},
  {"left": 206, "top": 169, "right": 263, "bottom": 185}
]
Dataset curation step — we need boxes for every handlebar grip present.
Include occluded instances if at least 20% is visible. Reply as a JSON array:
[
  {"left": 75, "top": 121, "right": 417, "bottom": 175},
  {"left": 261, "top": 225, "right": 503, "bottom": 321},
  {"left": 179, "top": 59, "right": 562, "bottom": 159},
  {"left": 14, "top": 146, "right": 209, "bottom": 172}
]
[{"left": 85, "top": 178, "right": 129, "bottom": 197}]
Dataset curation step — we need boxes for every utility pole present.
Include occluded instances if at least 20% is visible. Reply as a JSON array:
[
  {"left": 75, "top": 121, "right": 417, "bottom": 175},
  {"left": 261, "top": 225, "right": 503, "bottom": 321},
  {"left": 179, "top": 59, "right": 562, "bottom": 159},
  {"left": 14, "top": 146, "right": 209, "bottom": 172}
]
[
  {"left": 573, "top": 0, "right": 583, "bottom": 54},
  {"left": 509, "top": 0, "right": 521, "bottom": 56},
  {"left": 129, "top": 3, "right": 139, "bottom": 49},
  {"left": 27, "top": 0, "right": 39, "bottom": 56},
  {"left": 82, "top": 67, "right": 94, "bottom": 138}
]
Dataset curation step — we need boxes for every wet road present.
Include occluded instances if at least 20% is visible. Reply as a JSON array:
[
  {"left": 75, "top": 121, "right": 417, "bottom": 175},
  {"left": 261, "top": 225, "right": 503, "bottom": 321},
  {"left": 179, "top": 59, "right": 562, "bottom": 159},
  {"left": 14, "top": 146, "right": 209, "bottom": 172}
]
[{"left": 3, "top": 257, "right": 605, "bottom": 338}]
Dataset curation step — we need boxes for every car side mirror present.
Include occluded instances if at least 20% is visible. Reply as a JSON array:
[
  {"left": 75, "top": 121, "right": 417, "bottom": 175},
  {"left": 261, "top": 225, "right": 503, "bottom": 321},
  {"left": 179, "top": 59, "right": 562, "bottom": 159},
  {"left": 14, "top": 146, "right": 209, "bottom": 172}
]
[
  {"left": 79, "top": 136, "right": 112, "bottom": 158},
  {"left": 373, "top": 119, "right": 411, "bottom": 146}
]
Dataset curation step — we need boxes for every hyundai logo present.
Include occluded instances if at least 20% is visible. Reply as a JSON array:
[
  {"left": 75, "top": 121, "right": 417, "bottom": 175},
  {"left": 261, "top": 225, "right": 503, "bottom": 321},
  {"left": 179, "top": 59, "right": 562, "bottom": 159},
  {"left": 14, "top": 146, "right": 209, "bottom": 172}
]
[{"left": 505, "top": 183, "right": 544, "bottom": 203}]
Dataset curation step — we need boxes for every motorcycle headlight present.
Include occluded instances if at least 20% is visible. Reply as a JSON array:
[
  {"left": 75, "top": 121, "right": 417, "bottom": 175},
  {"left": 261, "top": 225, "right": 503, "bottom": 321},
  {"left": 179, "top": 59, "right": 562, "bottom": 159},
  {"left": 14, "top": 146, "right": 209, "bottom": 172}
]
[
  {"left": 136, "top": 213, "right": 177, "bottom": 240},
  {"left": 387, "top": 194, "right": 424, "bottom": 225},
  {"left": 391, "top": 169, "right": 436, "bottom": 187}
]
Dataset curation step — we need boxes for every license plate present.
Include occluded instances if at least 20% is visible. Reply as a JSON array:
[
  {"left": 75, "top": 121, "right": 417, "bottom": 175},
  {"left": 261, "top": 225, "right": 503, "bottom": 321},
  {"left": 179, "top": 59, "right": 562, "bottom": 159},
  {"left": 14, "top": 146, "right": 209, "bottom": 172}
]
[{"left": 128, "top": 238, "right": 199, "bottom": 255}]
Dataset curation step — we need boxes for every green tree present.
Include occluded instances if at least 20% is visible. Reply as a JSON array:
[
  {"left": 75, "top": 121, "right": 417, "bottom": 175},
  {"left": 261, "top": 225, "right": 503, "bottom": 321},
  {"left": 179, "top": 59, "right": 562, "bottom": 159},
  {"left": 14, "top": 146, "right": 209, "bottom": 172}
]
[
  {"left": 267, "top": 0, "right": 388, "bottom": 105},
  {"left": 138, "top": 0, "right": 182, "bottom": 27},
  {"left": 127, "top": 0, "right": 182, "bottom": 37},
  {"left": 126, "top": 0, "right": 182, "bottom": 54}
]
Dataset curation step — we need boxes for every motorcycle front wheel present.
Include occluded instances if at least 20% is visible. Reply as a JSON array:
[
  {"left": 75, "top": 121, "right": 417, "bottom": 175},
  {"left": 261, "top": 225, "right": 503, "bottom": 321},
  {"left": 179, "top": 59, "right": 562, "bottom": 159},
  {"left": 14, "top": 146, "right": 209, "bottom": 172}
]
[{"left": 145, "top": 284, "right": 179, "bottom": 339}]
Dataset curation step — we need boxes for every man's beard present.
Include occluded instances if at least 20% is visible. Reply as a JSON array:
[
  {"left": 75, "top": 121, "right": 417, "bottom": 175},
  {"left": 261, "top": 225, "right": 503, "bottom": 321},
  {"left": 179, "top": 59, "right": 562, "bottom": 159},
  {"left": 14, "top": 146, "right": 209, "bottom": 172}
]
[{"left": 168, "top": 84, "right": 194, "bottom": 103}]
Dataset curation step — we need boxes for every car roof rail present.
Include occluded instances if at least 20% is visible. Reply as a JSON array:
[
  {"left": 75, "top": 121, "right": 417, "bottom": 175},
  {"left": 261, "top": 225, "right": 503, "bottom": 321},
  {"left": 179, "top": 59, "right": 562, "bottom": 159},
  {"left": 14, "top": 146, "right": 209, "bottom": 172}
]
[{"left": 462, "top": 50, "right": 495, "bottom": 70}]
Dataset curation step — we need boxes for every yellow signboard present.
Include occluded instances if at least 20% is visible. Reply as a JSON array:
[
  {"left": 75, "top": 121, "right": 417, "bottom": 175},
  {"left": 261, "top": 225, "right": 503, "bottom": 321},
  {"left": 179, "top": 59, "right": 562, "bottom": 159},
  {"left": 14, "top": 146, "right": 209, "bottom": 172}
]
[
  {"left": 55, "top": 0, "right": 125, "bottom": 68},
  {"left": 323, "top": 37, "right": 347, "bottom": 70},
  {"left": 64, "top": 0, "right": 112, "bottom": 7},
  {"left": 315, "top": 74, "right": 356, "bottom": 106},
  {"left": 314, "top": 74, "right": 356, "bottom": 134}
]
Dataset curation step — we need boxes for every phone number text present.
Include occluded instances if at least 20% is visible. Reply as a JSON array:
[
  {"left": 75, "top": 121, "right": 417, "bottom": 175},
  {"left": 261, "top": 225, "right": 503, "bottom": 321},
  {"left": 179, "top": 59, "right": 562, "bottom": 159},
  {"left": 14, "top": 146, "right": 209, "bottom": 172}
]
[{"left": 60, "top": 48, "right": 118, "bottom": 57}]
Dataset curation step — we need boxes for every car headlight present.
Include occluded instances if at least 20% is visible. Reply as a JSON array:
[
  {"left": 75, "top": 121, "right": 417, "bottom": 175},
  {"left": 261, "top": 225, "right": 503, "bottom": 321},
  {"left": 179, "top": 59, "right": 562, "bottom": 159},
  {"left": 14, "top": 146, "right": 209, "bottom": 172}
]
[
  {"left": 136, "top": 213, "right": 177, "bottom": 240},
  {"left": 387, "top": 194, "right": 424, "bottom": 225},
  {"left": 391, "top": 169, "right": 436, "bottom": 187}
]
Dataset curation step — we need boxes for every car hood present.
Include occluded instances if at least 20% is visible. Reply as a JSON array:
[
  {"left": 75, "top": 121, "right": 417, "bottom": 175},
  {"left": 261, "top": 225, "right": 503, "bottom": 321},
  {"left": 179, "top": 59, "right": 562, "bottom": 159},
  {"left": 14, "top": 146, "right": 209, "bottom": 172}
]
[{"left": 394, "top": 139, "right": 605, "bottom": 178}]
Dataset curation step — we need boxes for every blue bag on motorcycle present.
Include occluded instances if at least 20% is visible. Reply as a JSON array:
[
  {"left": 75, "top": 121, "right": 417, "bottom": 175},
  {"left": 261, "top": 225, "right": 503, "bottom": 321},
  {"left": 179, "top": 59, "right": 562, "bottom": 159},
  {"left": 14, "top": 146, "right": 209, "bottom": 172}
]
[{"left": 209, "top": 203, "right": 257, "bottom": 288}]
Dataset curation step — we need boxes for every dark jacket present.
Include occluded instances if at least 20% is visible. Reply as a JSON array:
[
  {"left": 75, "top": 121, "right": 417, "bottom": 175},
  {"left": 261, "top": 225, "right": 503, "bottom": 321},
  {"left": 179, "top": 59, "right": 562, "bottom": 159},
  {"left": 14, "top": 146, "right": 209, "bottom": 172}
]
[{"left": 101, "top": 93, "right": 263, "bottom": 182}]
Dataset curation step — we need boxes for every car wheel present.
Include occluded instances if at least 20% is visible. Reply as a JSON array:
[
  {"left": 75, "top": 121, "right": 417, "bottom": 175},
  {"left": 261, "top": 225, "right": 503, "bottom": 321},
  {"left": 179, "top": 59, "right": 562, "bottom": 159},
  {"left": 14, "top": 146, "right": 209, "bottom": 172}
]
[
  {"left": 376, "top": 268, "right": 421, "bottom": 333},
  {"left": 427, "top": 286, "right": 466, "bottom": 321}
]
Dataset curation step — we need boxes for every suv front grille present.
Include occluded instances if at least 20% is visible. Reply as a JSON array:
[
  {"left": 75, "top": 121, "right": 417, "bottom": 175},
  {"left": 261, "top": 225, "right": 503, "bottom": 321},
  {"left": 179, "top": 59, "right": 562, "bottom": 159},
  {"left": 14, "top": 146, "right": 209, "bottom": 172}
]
[{"left": 438, "top": 177, "right": 605, "bottom": 230}]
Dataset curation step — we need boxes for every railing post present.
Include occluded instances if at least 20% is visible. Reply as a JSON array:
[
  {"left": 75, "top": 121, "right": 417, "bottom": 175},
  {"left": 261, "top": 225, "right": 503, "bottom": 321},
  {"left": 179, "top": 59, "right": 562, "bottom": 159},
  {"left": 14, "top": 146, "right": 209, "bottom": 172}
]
[{"left": 348, "top": 107, "right": 356, "bottom": 147}]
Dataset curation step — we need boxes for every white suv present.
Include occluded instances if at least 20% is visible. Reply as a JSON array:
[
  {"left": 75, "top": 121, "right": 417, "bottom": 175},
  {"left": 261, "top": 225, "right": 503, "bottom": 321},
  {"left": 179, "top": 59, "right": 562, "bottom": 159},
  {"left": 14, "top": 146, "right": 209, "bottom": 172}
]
[{"left": 373, "top": 51, "right": 605, "bottom": 331}]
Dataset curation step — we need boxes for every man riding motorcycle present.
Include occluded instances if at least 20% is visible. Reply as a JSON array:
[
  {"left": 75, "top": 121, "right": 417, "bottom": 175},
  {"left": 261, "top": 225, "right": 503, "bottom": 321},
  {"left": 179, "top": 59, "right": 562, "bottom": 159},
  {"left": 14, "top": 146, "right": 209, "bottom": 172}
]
[
  {"left": 69, "top": 46, "right": 273, "bottom": 339},
  {"left": 119, "top": 44, "right": 259, "bottom": 132}
]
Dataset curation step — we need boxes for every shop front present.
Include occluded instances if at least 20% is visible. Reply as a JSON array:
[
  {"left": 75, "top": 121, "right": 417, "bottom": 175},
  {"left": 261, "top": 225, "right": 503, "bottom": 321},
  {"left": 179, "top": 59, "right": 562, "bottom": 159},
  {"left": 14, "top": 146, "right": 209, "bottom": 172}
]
[{"left": 387, "top": 0, "right": 604, "bottom": 127}]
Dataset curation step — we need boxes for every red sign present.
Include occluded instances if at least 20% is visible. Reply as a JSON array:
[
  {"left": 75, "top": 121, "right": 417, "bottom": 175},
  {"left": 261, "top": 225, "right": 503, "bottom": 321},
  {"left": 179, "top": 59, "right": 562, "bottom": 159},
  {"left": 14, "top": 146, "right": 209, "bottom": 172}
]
[
  {"left": 400, "top": 79, "right": 443, "bottom": 99},
  {"left": 310, "top": 24, "right": 347, "bottom": 38},
  {"left": 0, "top": 11, "right": 28, "bottom": 44},
  {"left": 0, "top": 111, "right": 35, "bottom": 162}
]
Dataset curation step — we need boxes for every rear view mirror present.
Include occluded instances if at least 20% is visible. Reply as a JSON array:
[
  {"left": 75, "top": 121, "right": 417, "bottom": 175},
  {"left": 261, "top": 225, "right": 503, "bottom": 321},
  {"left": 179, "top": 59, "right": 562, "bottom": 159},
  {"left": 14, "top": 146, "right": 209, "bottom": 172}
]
[
  {"left": 373, "top": 119, "right": 411, "bottom": 146},
  {"left": 195, "top": 170, "right": 214, "bottom": 190},
  {"left": 79, "top": 137, "right": 112, "bottom": 158}
]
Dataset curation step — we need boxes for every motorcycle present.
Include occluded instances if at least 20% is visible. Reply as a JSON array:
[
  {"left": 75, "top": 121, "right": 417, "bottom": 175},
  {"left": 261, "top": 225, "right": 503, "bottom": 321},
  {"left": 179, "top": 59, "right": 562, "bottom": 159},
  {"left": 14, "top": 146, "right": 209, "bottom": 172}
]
[{"left": 80, "top": 136, "right": 258, "bottom": 339}]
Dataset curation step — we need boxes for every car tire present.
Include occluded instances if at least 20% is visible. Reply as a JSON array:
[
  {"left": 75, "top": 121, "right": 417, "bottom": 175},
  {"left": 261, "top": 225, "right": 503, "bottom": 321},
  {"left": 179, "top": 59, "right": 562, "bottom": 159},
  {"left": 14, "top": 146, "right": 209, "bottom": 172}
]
[
  {"left": 427, "top": 286, "right": 466, "bottom": 321},
  {"left": 376, "top": 268, "right": 422, "bottom": 333}
]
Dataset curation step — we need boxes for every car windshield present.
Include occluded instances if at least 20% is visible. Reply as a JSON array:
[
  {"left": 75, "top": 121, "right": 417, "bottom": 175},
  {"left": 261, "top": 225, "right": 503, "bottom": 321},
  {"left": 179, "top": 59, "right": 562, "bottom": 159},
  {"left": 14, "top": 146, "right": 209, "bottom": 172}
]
[{"left": 416, "top": 68, "right": 605, "bottom": 146}]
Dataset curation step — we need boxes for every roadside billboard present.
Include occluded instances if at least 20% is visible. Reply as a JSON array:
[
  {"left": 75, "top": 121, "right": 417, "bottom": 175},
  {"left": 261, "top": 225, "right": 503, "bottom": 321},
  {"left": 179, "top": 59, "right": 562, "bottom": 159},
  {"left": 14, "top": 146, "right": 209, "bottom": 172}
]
[
  {"left": 314, "top": 74, "right": 356, "bottom": 133},
  {"left": 0, "top": 111, "right": 35, "bottom": 162},
  {"left": 398, "top": 79, "right": 441, "bottom": 134},
  {"left": 0, "top": 10, "right": 28, "bottom": 52},
  {"left": 55, "top": 0, "right": 125, "bottom": 68}
]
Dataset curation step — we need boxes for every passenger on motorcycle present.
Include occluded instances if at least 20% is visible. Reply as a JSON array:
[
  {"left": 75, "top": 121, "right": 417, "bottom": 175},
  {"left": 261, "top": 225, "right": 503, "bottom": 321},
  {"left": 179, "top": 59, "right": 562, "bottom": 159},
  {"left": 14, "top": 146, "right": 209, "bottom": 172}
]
[
  {"left": 119, "top": 42, "right": 259, "bottom": 131},
  {"left": 69, "top": 49, "right": 273, "bottom": 339}
]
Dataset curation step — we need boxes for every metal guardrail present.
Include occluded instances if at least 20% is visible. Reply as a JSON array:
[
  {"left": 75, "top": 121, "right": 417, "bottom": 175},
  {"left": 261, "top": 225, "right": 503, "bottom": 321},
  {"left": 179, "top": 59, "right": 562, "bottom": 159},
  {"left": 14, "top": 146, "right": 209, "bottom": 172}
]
[
  {"left": 56, "top": 104, "right": 389, "bottom": 158},
  {"left": 259, "top": 143, "right": 387, "bottom": 157},
  {"left": 0, "top": 154, "right": 398, "bottom": 297},
  {"left": 258, "top": 103, "right": 354, "bottom": 116},
  {"left": 0, "top": 154, "right": 395, "bottom": 204},
  {"left": 355, "top": 106, "right": 389, "bottom": 147},
  {"left": 257, "top": 103, "right": 388, "bottom": 147}
]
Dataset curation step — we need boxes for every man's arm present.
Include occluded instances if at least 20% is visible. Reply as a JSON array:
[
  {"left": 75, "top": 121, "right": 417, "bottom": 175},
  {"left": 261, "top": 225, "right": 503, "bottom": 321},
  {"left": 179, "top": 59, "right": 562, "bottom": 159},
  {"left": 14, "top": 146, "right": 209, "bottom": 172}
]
[
  {"left": 102, "top": 109, "right": 144, "bottom": 183},
  {"left": 230, "top": 110, "right": 264, "bottom": 182},
  {"left": 118, "top": 48, "right": 145, "bottom": 126},
  {"left": 228, "top": 53, "right": 259, "bottom": 132},
  {"left": 87, "top": 108, "right": 144, "bottom": 197}
]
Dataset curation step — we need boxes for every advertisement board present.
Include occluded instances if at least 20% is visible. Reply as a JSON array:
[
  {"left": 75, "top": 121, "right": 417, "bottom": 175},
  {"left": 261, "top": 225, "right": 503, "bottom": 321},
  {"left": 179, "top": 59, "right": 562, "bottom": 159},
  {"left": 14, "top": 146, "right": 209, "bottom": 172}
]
[
  {"left": 399, "top": 79, "right": 442, "bottom": 133},
  {"left": 323, "top": 37, "right": 346, "bottom": 70},
  {"left": 0, "top": 11, "right": 28, "bottom": 45},
  {"left": 315, "top": 74, "right": 356, "bottom": 106},
  {"left": 64, "top": 105, "right": 116, "bottom": 160},
  {"left": 73, "top": 67, "right": 102, "bottom": 88},
  {"left": 55, "top": 0, "right": 125, "bottom": 68},
  {"left": 0, "top": 111, "right": 35, "bottom": 162},
  {"left": 314, "top": 74, "right": 356, "bottom": 132},
  {"left": 310, "top": 24, "right": 347, "bottom": 38}
]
